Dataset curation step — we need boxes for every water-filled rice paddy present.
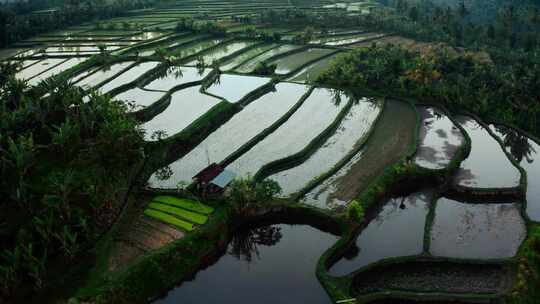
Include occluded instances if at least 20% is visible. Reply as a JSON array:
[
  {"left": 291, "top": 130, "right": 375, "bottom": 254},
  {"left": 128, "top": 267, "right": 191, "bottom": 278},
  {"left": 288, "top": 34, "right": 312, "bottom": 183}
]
[
  {"left": 268, "top": 48, "right": 336, "bottom": 75},
  {"left": 113, "top": 88, "right": 166, "bottom": 111},
  {"left": 235, "top": 44, "right": 302, "bottom": 73},
  {"left": 227, "top": 88, "right": 346, "bottom": 177},
  {"left": 268, "top": 98, "right": 382, "bottom": 197},
  {"left": 147, "top": 82, "right": 308, "bottom": 188},
  {"left": 288, "top": 54, "right": 340, "bottom": 83},
  {"left": 144, "top": 66, "right": 211, "bottom": 91},
  {"left": 99, "top": 61, "right": 160, "bottom": 93},
  {"left": 219, "top": 44, "right": 278, "bottom": 71},
  {"left": 184, "top": 41, "right": 256, "bottom": 65},
  {"left": 414, "top": 106, "right": 464, "bottom": 170},
  {"left": 302, "top": 100, "right": 416, "bottom": 209},
  {"left": 142, "top": 85, "right": 221, "bottom": 141},
  {"left": 153, "top": 224, "right": 336, "bottom": 304},
  {"left": 174, "top": 38, "right": 224, "bottom": 60},
  {"left": 26, "top": 58, "right": 86, "bottom": 86},
  {"left": 429, "top": 198, "right": 526, "bottom": 259},
  {"left": 75, "top": 62, "right": 134, "bottom": 89},
  {"left": 490, "top": 125, "right": 540, "bottom": 221},
  {"left": 15, "top": 58, "right": 67, "bottom": 81},
  {"left": 204, "top": 74, "right": 270, "bottom": 102},
  {"left": 453, "top": 116, "right": 520, "bottom": 189},
  {"left": 330, "top": 191, "right": 432, "bottom": 276}
]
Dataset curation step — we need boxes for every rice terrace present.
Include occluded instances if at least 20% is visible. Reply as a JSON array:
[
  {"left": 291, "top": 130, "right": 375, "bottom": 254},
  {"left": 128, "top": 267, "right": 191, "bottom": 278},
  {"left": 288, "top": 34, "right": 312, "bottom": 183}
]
[{"left": 1, "top": 0, "right": 540, "bottom": 303}]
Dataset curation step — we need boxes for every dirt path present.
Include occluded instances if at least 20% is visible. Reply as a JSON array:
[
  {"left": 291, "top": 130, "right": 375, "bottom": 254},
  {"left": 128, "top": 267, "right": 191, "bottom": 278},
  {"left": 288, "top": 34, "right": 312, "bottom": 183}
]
[{"left": 329, "top": 100, "right": 416, "bottom": 203}]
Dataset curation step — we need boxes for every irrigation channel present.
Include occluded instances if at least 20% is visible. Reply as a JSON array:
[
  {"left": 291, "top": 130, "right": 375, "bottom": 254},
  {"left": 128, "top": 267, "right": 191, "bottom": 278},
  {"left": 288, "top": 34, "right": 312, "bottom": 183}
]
[{"left": 3, "top": 8, "right": 540, "bottom": 302}]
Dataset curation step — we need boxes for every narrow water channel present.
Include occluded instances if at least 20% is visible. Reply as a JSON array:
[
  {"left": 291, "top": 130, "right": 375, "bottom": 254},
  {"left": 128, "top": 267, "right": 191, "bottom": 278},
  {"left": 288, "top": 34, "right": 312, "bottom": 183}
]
[{"left": 153, "top": 224, "right": 337, "bottom": 304}]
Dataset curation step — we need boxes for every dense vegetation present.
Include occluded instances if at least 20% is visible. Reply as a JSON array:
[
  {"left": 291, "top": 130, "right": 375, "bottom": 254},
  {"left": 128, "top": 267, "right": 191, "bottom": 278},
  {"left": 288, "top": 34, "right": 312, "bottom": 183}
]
[
  {"left": 0, "top": 62, "right": 145, "bottom": 299},
  {"left": 317, "top": 44, "right": 540, "bottom": 133}
]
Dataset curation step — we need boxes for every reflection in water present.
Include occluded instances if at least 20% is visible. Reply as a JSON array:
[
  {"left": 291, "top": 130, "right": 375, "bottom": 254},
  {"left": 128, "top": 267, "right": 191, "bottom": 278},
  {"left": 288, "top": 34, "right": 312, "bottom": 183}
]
[
  {"left": 414, "top": 107, "right": 464, "bottom": 169},
  {"left": 454, "top": 116, "right": 520, "bottom": 189},
  {"left": 228, "top": 88, "right": 346, "bottom": 178},
  {"left": 329, "top": 191, "right": 432, "bottom": 276},
  {"left": 145, "top": 66, "right": 211, "bottom": 92},
  {"left": 147, "top": 82, "right": 307, "bottom": 188},
  {"left": 269, "top": 98, "right": 381, "bottom": 197},
  {"left": 229, "top": 225, "right": 282, "bottom": 263},
  {"left": 205, "top": 74, "right": 270, "bottom": 103},
  {"left": 429, "top": 198, "right": 526, "bottom": 259},
  {"left": 153, "top": 224, "right": 336, "bottom": 304},
  {"left": 491, "top": 124, "right": 540, "bottom": 221}
]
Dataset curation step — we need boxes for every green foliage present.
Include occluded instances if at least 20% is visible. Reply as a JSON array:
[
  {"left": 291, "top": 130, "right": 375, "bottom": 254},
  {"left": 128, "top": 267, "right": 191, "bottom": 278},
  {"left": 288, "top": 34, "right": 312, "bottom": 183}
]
[
  {"left": 508, "top": 225, "right": 540, "bottom": 303},
  {"left": 0, "top": 63, "right": 144, "bottom": 296},
  {"left": 230, "top": 177, "right": 282, "bottom": 210},
  {"left": 347, "top": 200, "right": 364, "bottom": 222},
  {"left": 317, "top": 44, "right": 540, "bottom": 133},
  {"left": 253, "top": 62, "right": 277, "bottom": 75}
]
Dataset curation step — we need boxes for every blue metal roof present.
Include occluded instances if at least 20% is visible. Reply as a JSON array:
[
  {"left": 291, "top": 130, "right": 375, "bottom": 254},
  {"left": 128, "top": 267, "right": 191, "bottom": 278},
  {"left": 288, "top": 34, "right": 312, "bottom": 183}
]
[{"left": 210, "top": 169, "right": 236, "bottom": 188}]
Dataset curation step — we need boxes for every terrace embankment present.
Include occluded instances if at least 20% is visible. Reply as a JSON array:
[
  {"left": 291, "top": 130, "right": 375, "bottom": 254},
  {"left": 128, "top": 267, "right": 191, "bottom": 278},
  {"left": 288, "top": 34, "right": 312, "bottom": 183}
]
[{"left": 304, "top": 100, "right": 416, "bottom": 207}]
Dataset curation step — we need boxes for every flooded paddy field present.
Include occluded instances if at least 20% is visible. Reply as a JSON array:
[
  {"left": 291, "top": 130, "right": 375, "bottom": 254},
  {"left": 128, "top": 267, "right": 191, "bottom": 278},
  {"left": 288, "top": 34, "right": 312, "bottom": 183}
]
[
  {"left": 415, "top": 106, "right": 464, "bottom": 170},
  {"left": 148, "top": 82, "right": 307, "bottom": 188},
  {"left": 428, "top": 198, "right": 526, "bottom": 259},
  {"left": 205, "top": 74, "right": 270, "bottom": 102},
  {"left": 219, "top": 43, "right": 278, "bottom": 71},
  {"left": 234, "top": 44, "right": 303, "bottom": 73},
  {"left": 330, "top": 191, "right": 433, "bottom": 276},
  {"left": 302, "top": 100, "right": 416, "bottom": 209},
  {"left": 142, "top": 85, "right": 221, "bottom": 141},
  {"left": 113, "top": 88, "right": 166, "bottom": 111},
  {"left": 75, "top": 61, "right": 135, "bottom": 89},
  {"left": 288, "top": 53, "right": 341, "bottom": 83},
  {"left": 227, "top": 88, "right": 346, "bottom": 177},
  {"left": 99, "top": 61, "right": 160, "bottom": 93},
  {"left": 453, "top": 116, "right": 521, "bottom": 189},
  {"left": 184, "top": 40, "right": 256, "bottom": 65},
  {"left": 15, "top": 58, "right": 67, "bottom": 81},
  {"left": 268, "top": 99, "right": 382, "bottom": 197},
  {"left": 144, "top": 66, "right": 211, "bottom": 91},
  {"left": 153, "top": 224, "right": 337, "bottom": 304},
  {"left": 267, "top": 48, "right": 336, "bottom": 75},
  {"left": 25, "top": 58, "right": 86, "bottom": 86}
]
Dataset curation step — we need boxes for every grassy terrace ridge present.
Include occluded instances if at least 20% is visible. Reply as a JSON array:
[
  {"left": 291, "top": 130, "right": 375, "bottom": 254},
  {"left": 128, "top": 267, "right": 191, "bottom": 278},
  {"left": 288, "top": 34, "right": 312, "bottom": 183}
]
[
  {"left": 144, "top": 209, "right": 195, "bottom": 231},
  {"left": 153, "top": 195, "right": 215, "bottom": 214},
  {"left": 147, "top": 202, "right": 209, "bottom": 225}
]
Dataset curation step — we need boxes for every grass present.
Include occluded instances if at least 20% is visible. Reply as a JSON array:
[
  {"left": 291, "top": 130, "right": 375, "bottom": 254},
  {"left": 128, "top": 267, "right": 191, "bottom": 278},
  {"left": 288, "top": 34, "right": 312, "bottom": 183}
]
[
  {"left": 147, "top": 202, "right": 208, "bottom": 225},
  {"left": 153, "top": 195, "right": 214, "bottom": 215},
  {"left": 143, "top": 209, "right": 194, "bottom": 231}
]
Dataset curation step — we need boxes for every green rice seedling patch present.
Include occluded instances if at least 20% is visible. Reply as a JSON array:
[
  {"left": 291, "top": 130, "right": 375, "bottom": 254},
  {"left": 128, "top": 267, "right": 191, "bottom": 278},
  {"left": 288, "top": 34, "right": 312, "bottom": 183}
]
[
  {"left": 147, "top": 202, "right": 208, "bottom": 225},
  {"left": 152, "top": 196, "right": 214, "bottom": 215},
  {"left": 143, "top": 209, "right": 194, "bottom": 231}
]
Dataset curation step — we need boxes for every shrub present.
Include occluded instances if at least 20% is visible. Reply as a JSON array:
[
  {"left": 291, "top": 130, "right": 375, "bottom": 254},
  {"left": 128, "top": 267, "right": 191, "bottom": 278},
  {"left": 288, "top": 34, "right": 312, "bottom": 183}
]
[{"left": 347, "top": 200, "right": 364, "bottom": 222}]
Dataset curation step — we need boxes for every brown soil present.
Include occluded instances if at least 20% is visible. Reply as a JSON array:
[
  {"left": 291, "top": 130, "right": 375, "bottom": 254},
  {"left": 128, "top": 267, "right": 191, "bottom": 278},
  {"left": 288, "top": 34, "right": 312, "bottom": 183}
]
[{"left": 107, "top": 215, "right": 185, "bottom": 272}]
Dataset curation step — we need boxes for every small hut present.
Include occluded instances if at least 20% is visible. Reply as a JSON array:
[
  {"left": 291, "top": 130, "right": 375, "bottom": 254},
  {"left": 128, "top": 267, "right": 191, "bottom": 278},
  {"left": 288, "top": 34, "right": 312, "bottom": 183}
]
[{"left": 193, "top": 163, "right": 236, "bottom": 195}]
